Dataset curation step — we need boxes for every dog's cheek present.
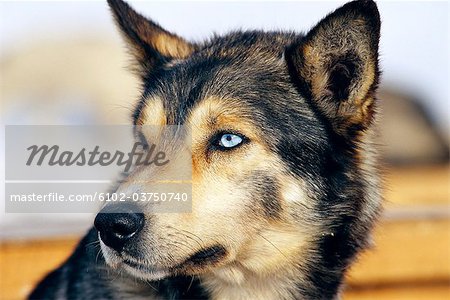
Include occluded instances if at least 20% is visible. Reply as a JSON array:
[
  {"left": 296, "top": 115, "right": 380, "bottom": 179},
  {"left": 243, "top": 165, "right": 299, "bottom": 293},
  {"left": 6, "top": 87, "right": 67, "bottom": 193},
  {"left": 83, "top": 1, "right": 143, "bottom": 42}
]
[{"left": 243, "top": 172, "right": 282, "bottom": 220}]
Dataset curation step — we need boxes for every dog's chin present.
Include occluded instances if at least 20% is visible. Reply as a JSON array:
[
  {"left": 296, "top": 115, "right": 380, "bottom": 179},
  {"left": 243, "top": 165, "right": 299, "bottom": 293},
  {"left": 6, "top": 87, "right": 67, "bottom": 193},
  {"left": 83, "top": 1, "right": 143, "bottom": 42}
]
[
  {"left": 99, "top": 236, "right": 229, "bottom": 281},
  {"left": 121, "top": 260, "right": 170, "bottom": 281},
  {"left": 100, "top": 241, "right": 170, "bottom": 281}
]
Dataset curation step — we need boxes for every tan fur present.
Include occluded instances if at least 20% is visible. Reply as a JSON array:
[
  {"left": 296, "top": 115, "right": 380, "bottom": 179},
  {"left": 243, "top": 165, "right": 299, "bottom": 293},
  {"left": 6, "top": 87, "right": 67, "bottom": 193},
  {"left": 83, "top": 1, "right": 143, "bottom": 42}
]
[
  {"left": 153, "top": 34, "right": 194, "bottom": 59},
  {"left": 127, "top": 14, "right": 194, "bottom": 61},
  {"left": 201, "top": 224, "right": 312, "bottom": 300},
  {"left": 137, "top": 96, "right": 166, "bottom": 126},
  {"left": 109, "top": 0, "right": 195, "bottom": 73}
]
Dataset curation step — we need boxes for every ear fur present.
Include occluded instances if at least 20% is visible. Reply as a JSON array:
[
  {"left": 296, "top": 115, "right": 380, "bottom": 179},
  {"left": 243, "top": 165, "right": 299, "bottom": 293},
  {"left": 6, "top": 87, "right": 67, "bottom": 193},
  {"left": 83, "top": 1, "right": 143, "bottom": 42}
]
[
  {"left": 107, "top": 0, "right": 196, "bottom": 76},
  {"left": 286, "top": 0, "right": 381, "bottom": 136}
]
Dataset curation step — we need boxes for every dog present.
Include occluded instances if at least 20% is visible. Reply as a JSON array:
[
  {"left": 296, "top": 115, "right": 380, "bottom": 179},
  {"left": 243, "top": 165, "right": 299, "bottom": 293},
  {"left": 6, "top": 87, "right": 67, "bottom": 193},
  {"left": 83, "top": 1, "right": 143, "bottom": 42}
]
[{"left": 30, "top": 0, "right": 382, "bottom": 299}]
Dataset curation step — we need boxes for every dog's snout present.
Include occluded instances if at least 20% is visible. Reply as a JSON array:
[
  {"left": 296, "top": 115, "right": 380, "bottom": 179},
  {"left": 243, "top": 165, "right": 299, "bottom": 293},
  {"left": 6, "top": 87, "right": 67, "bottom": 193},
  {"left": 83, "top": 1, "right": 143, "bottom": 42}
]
[{"left": 94, "top": 203, "right": 144, "bottom": 252}]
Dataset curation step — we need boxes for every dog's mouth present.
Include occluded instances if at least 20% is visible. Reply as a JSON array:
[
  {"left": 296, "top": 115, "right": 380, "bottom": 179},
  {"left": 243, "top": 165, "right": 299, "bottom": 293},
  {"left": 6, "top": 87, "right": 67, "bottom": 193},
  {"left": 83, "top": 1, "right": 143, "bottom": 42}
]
[{"left": 181, "top": 245, "right": 228, "bottom": 267}]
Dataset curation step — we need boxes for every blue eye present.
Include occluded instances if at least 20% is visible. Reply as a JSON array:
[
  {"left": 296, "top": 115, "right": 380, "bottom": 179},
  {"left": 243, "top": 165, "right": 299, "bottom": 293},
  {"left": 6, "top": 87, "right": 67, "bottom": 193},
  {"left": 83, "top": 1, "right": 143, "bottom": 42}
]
[{"left": 219, "top": 133, "right": 243, "bottom": 148}]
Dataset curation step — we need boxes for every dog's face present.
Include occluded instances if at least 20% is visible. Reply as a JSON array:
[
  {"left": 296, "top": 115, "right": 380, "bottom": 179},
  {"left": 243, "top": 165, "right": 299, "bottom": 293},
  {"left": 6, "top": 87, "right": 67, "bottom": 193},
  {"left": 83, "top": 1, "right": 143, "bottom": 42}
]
[{"left": 96, "top": 0, "right": 380, "bottom": 285}]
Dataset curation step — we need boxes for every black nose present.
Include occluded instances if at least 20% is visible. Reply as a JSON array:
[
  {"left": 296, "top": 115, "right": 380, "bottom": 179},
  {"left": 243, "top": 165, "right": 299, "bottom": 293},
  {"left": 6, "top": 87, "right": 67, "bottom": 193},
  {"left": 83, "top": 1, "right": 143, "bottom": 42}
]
[{"left": 94, "top": 203, "right": 144, "bottom": 252}]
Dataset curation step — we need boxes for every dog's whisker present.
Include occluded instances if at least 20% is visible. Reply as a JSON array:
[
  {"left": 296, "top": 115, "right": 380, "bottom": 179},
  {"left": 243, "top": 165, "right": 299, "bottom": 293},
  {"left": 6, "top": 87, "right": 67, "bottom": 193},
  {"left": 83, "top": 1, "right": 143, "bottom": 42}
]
[
  {"left": 257, "top": 232, "right": 288, "bottom": 260},
  {"left": 166, "top": 225, "right": 205, "bottom": 249},
  {"left": 85, "top": 240, "right": 101, "bottom": 248},
  {"left": 144, "top": 280, "right": 158, "bottom": 291},
  {"left": 186, "top": 275, "right": 195, "bottom": 293},
  {"left": 95, "top": 248, "right": 103, "bottom": 263}
]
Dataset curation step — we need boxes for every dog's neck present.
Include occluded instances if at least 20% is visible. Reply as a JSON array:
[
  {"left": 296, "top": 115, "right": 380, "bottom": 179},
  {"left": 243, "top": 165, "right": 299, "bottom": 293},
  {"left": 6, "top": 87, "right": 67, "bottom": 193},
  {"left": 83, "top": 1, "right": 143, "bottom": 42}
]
[
  {"left": 199, "top": 225, "right": 310, "bottom": 300},
  {"left": 201, "top": 265, "right": 303, "bottom": 300}
]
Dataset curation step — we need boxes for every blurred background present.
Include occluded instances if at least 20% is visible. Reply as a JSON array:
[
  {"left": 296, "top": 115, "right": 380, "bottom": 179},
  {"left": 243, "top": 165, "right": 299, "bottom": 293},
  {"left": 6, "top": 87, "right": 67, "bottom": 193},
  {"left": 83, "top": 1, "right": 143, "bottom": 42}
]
[{"left": 0, "top": 1, "right": 449, "bottom": 299}]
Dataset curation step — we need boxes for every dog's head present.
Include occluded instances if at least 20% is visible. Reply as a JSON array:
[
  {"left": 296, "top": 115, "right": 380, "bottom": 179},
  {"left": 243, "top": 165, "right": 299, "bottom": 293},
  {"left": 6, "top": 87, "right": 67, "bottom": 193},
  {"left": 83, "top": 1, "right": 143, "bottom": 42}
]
[{"left": 95, "top": 0, "right": 381, "bottom": 288}]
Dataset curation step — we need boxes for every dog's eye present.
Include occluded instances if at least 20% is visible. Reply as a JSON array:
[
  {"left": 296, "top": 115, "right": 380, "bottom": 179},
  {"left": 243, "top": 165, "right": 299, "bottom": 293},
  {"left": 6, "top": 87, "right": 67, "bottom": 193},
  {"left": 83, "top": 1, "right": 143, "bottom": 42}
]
[{"left": 218, "top": 133, "right": 243, "bottom": 149}]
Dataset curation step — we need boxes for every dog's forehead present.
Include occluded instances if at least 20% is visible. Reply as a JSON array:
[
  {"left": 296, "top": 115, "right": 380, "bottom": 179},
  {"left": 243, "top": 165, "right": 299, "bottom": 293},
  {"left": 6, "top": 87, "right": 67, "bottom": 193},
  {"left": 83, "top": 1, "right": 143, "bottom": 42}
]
[
  {"left": 134, "top": 31, "right": 312, "bottom": 127},
  {"left": 137, "top": 56, "right": 284, "bottom": 124}
]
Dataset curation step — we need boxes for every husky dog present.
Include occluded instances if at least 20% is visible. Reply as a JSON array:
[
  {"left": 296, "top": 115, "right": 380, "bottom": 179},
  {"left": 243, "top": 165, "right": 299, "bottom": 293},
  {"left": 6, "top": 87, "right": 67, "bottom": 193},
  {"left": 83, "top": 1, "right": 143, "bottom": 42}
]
[{"left": 30, "top": 0, "right": 382, "bottom": 299}]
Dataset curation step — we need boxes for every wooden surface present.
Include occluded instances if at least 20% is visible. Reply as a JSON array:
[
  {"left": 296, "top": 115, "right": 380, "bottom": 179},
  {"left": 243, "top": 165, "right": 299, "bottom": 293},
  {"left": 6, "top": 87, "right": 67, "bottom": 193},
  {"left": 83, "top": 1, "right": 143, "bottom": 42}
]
[{"left": 1, "top": 165, "right": 449, "bottom": 299}]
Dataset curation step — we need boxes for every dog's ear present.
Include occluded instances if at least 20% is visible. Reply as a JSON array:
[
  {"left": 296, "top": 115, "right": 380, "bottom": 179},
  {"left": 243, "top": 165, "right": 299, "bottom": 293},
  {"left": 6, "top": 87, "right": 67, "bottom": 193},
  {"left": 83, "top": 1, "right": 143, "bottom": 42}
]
[
  {"left": 286, "top": 0, "right": 381, "bottom": 136},
  {"left": 107, "top": 0, "right": 196, "bottom": 76}
]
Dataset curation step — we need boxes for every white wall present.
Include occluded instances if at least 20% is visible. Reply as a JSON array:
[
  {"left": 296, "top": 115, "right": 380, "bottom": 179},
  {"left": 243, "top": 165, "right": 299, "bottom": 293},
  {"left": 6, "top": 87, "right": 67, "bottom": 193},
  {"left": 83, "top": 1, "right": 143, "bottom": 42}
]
[{"left": 1, "top": 0, "right": 449, "bottom": 129}]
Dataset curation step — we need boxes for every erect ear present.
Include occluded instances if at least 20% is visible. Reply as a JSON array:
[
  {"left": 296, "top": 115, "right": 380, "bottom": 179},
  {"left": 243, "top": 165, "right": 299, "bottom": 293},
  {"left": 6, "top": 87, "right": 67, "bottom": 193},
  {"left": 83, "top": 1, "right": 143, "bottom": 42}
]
[
  {"left": 107, "top": 0, "right": 196, "bottom": 76},
  {"left": 286, "top": 0, "right": 381, "bottom": 136}
]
